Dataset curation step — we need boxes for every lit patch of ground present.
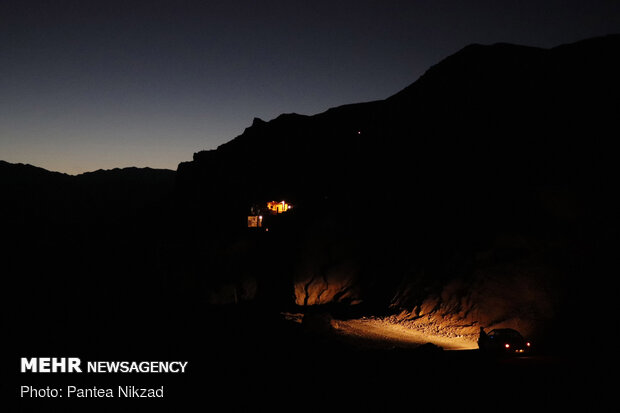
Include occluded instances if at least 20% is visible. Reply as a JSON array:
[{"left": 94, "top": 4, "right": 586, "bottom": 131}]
[{"left": 331, "top": 318, "right": 478, "bottom": 350}]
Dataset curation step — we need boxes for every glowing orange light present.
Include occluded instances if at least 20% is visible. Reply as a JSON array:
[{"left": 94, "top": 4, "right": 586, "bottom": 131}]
[
  {"left": 267, "top": 200, "right": 291, "bottom": 213},
  {"left": 526, "top": 342, "right": 531, "bottom": 347},
  {"left": 327, "top": 318, "right": 478, "bottom": 350},
  {"left": 505, "top": 343, "right": 510, "bottom": 348}
]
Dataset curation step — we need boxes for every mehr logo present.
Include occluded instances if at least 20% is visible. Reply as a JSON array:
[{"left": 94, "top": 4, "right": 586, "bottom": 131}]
[{"left": 21, "top": 358, "right": 82, "bottom": 373}]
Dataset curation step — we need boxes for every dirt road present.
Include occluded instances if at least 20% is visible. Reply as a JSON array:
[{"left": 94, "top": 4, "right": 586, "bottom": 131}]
[{"left": 331, "top": 317, "right": 478, "bottom": 350}]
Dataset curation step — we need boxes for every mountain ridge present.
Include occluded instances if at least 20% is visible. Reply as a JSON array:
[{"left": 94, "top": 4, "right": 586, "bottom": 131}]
[
  {"left": 178, "top": 33, "right": 620, "bottom": 213},
  {"left": 172, "top": 34, "right": 619, "bottom": 340},
  {"left": 0, "top": 159, "right": 175, "bottom": 177}
]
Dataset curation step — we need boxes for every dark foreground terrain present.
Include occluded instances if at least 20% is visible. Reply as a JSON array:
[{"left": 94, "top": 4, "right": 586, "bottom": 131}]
[{"left": 13, "top": 305, "right": 609, "bottom": 412}]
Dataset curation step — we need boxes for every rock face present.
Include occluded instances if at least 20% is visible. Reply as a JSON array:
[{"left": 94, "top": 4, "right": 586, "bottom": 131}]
[
  {"left": 294, "top": 269, "right": 361, "bottom": 306},
  {"left": 5, "top": 36, "right": 619, "bottom": 352},
  {"left": 292, "top": 220, "right": 364, "bottom": 306},
  {"left": 173, "top": 35, "right": 619, "bottom": 344},
  {"left": 388, "top": 235, "right": 559, "bottom": 341}
]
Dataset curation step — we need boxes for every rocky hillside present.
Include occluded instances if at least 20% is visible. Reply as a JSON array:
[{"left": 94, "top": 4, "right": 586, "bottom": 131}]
[{"left": 174, "top": 35, "right": 620, "bottom": 344}]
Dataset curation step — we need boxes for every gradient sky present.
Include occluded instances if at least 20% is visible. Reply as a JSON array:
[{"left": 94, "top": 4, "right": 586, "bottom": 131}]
[{"left": 2, "top": 1, "right": 619, "bottom": 174}]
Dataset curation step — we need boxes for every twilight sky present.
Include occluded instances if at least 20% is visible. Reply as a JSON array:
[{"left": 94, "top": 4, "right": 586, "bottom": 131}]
[{"left": 1, "top": 1, "right": 619, "bottom": 174}]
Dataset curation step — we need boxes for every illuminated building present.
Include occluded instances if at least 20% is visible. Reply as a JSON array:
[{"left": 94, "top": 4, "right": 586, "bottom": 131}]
[
  {"left": 247, "top": 215, "right": 263, "bottom": 228},
  {"left": 267, "top": 200, "right": 291, "bottom": 214},
  {"left": 248, "top": 200, "right": 292, "bottom": 229}
]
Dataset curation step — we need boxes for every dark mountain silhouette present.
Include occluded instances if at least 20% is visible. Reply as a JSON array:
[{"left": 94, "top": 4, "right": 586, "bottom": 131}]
[
  {"left": 2, "top": 162, "right": 176, "bottom": 351},
  {"left": 178, "top": 35, "right": 619, "bottom": 251},
  {"left": 1, "top": 161, "right": 175, "bottom": 233},
  {"left": 5, "top": 35, "right": 619, "bottom": 410},
  {"left": 174, "top": 34, "right": 619, "bottom": 339}
]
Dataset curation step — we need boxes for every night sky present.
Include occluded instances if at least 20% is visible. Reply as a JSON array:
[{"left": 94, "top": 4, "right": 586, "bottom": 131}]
[{"left": 2, "top": 1, "right": 619, "bottom": 174}]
